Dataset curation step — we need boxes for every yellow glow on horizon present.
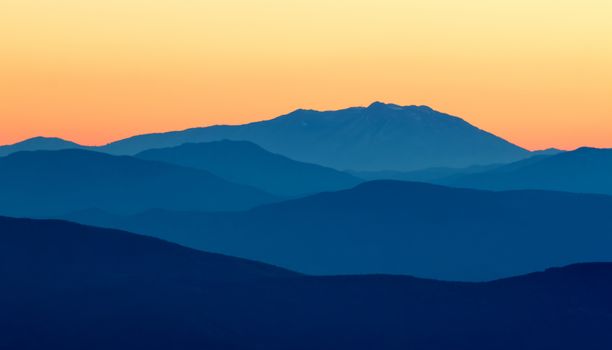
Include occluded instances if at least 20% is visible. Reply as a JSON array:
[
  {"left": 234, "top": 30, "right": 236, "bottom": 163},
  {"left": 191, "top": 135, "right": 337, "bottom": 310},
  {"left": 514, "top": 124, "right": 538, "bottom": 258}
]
[{"left": 1, "top": 0, "right": 610, "bottom": 149}]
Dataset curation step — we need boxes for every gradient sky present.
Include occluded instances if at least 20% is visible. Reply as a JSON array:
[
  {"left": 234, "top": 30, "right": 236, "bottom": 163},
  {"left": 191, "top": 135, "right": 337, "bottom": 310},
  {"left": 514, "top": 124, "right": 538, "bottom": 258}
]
[{"left": 1, "top": 0, "right": 610, "bottom": 150}]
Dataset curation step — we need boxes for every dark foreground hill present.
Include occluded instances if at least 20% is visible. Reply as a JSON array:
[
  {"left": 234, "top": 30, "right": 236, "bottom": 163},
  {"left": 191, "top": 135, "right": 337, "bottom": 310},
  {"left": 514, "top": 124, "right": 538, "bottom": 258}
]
[
  {"left": 0, "top": 149, "right": 277, "bottom": 217},
  {"left": 99, "top": 102, "right": 529, "bottom": 171},
  {"left": 1, "top": 216, "right": 612, "bottom": 350},
  {"left": 135, "top": 140, "right": 362, "bottom": 196},
  {"left": 67, "top": 180, "right": 612, "bottom": 281},
  {"left": 443, "top": 147, "right": 612, "bottom": 195}
]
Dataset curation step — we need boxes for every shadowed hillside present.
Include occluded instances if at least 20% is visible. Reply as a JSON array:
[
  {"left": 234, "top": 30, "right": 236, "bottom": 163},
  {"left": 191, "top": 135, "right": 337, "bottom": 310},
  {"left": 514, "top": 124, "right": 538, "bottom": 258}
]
[
  {"left": 441, "top": 147, "right": 612, "bottom": 195},
  {"left": 2, "top": 216, "right": 612, "bottom": 350},
  {"left": 0, "top": 149, "right": 278, "bottom": 217},
  {"left": 66, "top": 180, "right": 612, "bottom": 281},
  {"left": 135, "top": 140, "right": 362, "bottom": 196}
]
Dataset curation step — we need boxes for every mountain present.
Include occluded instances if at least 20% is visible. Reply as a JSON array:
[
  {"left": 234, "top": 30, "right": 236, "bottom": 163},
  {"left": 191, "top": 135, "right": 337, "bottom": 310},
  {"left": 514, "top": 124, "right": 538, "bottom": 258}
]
[
  {"left": 0, "top": 136, "right": 83, "bottom": 156},
  {"left": 2, "top": 216, "right": 612, "bottom": 349},
  {"left": 135, "top": 140, "right": 362, "bottom": 196},
  {"left": 99, "top": 102, "right": 530, "bottom": 171},
  {"left": 66, "top": 180, "right": 612, "bottom": 281},
  {"left": 531, "top": 147, "right": 565, "bottom": 156},
  {"left": 443, "top": 147, "right": 612, "bottom": 195},
  {"left": 0, "top": 149, "right": 278, "bottom": 217}
]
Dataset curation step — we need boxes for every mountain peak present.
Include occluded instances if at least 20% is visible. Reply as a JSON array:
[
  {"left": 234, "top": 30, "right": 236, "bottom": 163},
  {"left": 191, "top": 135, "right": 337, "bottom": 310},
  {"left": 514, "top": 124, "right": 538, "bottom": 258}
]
[
  {"left": 366, "top": 102, "right": 435, "bottom": 113},
  {"left": 15, "top": 136, "right": 77, "bottom": 146},
  {"left": 366, "top": 101, "right": 402, "bottom": 110},
  {"left": 0, "top": 136, "right": 83, "bottom": 157},
  {"left": 100, "top": 103, "right": 530, "bottom": 171},
  {"left": 575, "top": 146, "right": 603, "bottom": 152}
]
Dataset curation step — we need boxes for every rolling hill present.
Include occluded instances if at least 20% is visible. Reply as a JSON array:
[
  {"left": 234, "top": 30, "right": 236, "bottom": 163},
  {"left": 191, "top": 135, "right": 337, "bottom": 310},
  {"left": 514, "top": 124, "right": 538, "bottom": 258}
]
[
  {"left": 443, "top": 147, "right": 612, "bottom": 195},
  {"left": 135, "top": 140, "right": 362, "bottom": 196},
  {"left": 65, "top": 180, "right": 612, "bottom": 281},
  {"left": 0, "top": 149, "right": 278, "bottom": 217},
  {"left": 0, "top": 136, "right": 83, "bottom": 156},
  {"left": 2, "top": 216, "right": 612, "bottom": 350}
]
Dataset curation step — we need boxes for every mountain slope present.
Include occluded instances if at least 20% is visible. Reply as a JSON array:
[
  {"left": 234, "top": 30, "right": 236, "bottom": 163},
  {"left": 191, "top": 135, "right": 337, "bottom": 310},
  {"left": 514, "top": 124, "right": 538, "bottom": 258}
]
[
  {"left": 100, "top": 102, "right": 530, "bottom": 171},
  {"left": 135, "top": 140, "right": 362, "bottom": 196},
  {"left": 0, "top": 136, "right": 83, "bottom": 156},
  {"left": 444, "top": 147, "right": 612, "bottom": 195},
  {"left": 66, "top": 180, "right": 612, "bottom": 281},
  {"left": 2, "top": 216, "right": 612, "bottom": 350},
  {"left": 0, "top": 149, "right": 278, "bottom": 217}
]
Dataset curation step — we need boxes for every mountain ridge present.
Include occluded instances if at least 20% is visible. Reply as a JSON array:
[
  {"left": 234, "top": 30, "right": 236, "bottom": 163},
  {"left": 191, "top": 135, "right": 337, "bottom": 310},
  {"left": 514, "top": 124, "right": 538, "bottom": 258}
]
[
  {"left": 2, "top": 215, "right": 612, "bottom": 349},
  {"left": 1, "top": 103, "right": 531, "bottom": 171},
  {"left": 441, "top": 146, "right": 612, "bottom": 195},
  {"left": 0, "top": 149, "right": 278, "bottom": 217},
  {"left": 135, "top": 140, "right": 362, "bottom": 196},
  {"left": 99, "top": 102, "right": 530, "bottom": 171},
  {"left": 0, "top": 136, "right": 83, "bottom": 156},
  {"left": 64, "top": 180, "right": 612, "bottom": 281}
]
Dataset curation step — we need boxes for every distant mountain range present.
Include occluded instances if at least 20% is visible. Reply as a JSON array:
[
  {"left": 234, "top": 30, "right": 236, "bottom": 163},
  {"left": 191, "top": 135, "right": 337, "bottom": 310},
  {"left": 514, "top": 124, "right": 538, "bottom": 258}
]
[
  {"left": 0, "top": 136, "right": 83, "bottom": 157},
  {"left": 2, "top": 215, "right": 612, "bottom": 349},
  {"left": 0, "top": 149, "right": 277, "bottom": 217},
  {"left": 5, "top": 102, "right": 612, "bottom": 348},
  {"left": 65, "top": 180, "right": 612, "bottom": 281},
  {"left": 439, "top": 147, "right": 612, "bottom": 195},
  {"left": 356, "top": 147, "right": 612, "bottom": 197},
  {"left": 135, "top": 140, "right": 362, "bottom": 196},
  {"left": 101, "top": 102, "right": 530, "bottom": 171},
  {"left": 0, "top": 103, "right": 531, "bottom": 171}
]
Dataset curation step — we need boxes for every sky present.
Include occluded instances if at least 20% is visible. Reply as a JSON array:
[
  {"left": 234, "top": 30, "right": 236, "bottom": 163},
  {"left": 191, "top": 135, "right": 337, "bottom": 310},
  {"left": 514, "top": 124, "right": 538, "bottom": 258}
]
[{"left": 1, "top": 0, "right": 610, "bottom": 150}]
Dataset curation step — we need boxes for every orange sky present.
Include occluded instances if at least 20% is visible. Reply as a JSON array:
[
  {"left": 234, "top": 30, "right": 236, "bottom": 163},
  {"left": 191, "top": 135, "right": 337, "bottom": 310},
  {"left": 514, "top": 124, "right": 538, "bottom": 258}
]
[{"left": 1, "top": 0, "right": 610, "bottom": 150}]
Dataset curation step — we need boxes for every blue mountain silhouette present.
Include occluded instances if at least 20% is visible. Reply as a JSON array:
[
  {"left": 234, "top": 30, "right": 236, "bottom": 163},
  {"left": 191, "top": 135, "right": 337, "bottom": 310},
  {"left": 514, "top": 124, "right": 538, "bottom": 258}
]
[
  {"left": 65, "top": 180, "right": 612, "bottom": 281},
  {"left": 97, "top": 102, "right": 529, "bottom": 171},
  {"left": 135, "top": 140, "right": 362, "bottom": 196},
  {"left": 0, "top": 149, "right": 278, "bottom": 217},
  {"left": 2, "top": 216, "right": 612, "bottom": 349},
  {"left": 442, "top": 147, "right": 612, "bottom": 195},
  {"left": 0, "top": 136, "right": 82, "bottom": 156},
  {"left": 0, "top": 103, "right": 541, "bottom": 171}
]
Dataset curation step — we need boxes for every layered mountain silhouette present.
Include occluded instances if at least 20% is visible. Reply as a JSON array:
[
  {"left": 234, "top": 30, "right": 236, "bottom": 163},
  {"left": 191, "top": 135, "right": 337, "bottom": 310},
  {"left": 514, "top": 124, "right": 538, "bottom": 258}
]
[
  {"left": 531, "top": 148, "right": 565, "bottom": 156},
  {"left": 0, "top": 136, "right": 83, "bottom": 157},
  {"left": 0, "top": 103, "right": 535, "bottom": 171},
  {"left": 2, "top": 215, "right": 612, "bottom": 350},
  {"left": 135, "top": 140, "right": 362, "bottom": 196},
  {"left": 66, "top": 180, "right": 612, "bottom": 281},
  {"left": 0, "top": 149, "right": 277, "bottom": 217},
  {"left": 95, "top": 102, "right": 529, "bottom": 171},
  {"left": 352, "top": 148, "right": 569, "bottom": 183},
  {"left": 441, "top": 147, "right": 612, "bottom": 195}
]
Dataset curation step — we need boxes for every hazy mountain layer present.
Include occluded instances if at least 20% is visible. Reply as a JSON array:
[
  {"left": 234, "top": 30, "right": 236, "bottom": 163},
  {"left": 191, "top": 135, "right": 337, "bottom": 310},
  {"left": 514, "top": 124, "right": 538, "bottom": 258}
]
[
  {"left": 442, "top": 147, "right": 612, "bottom": 195},
  {"left": 99, "top": 102, "right": 530, "bottom": 171},
  {"left": 0, "top": 149, "right": 278, "bottom": 217},
  {"left": 65, "top": 180, "right": 612, "bottom": 281},
  {"left": 0, "top": 137, "right": 83, "bottom": 157},
  {"left": 136, "top": 140, "right": 362, "bottom": 196}
]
